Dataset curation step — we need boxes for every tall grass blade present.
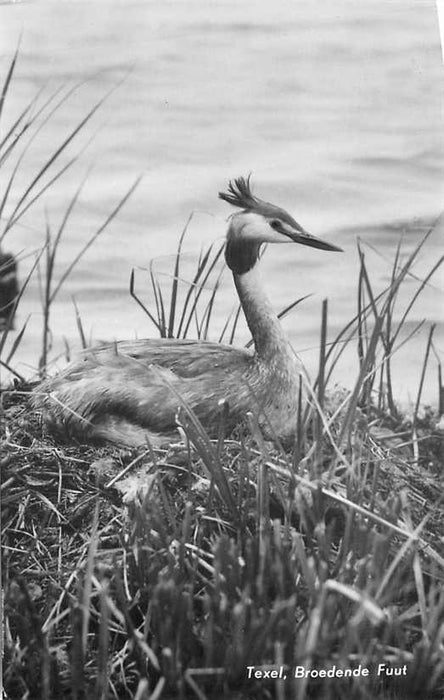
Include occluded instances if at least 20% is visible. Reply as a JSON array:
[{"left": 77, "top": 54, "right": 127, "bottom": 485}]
[
  {"left": 72, "top": 298, "right": 87, "bottom": 349},
  {"left": 129, "top": 269, "right": 162, "bottom": 333},
  {"left": 0, "top": 86, "right": 70, "bottom": 229},
  {"left": 390, "top": 254, "right": 444, "bottom": 348},
  {"left": 292, "top": 374, "right": 304, "bottom": 475},
  {"left": 413, "top": 324, "right": 435, "bottom": 426},
  {"left": 383, "top": 236, "right": 403, "bottom": 412},
  {"left": 0, "top": 41, "right": 21, "bottom": 123},
  {"left": 216, "top": 399, "right": 229, "bottom": 459},
  {"left": 180, "top": 243, "right": 225, "bottom": 339},
  {"left": 177, "top": 404, "right": 239, "bottom": 524},
  {"left": 151, "top": 370, "right": 239, "bottom": 522},
  {"left": 51, "top": 176, "right": 141, "bottom": 301},
  {"left": 438, "top": 362, "right": 444, "bottom": 415},
  {"left": 338, "top": 314, "right": 385, "bottom": 447},
  {"left": 5, "top": 315, "right": 29, "bottom": 366},
  {"left": 199, "top": 270, "right": 224, "bottom": 340},
  {"left": 0, "top": 95, "right": 41, "bottom": 168},
  {"left": 356, "top": 246, "right": 382, "bottom": 407},
  {"left": 167, "top": 213, "right": 193, "bottom": 338},
  {"left": 277, "top": 293, "right": 313, "bottom": 322},
  {"left": 357, "top": 244, "right": 367, "bottom": 372},
  {"left": 48, "top": 173, "right": 90, "bottom": 280},
  {"left": 316, "top": 299, "right": 328, "bottom": 416},
  {"left": 228, "top": 302, "right": 242, "bottom": 346},
  {"left": 176, "top": 243, "right": 216, "bottom": 338},
  {"left": 2, "top": 86, "right": 105, "bottom": 237},
  {"left": 96, "top": 581, "right": 110, "bottom": 700},
  {"left": 0, "top": 247, "right": 44, "bottom": 359},
  {"left": 2, "top": 72, "right": 133, "bottom": 240},
  {"left": 0, "top": 358, "right": 25, "bottom": 382},
  {"left": 154, "top": 276, "right": 166, "bottom": 336},
  {"left": 39, "top": 217, "right": 52, "bottom": 373},
  {"left": 217, "top": 302, "right": 240, "bottom": 344},
  {"left": 82, "top": 502, "right": 100, "bottom": 655},
  {"left": 314, "top": 299, "right": 328, "bottom": 475}
]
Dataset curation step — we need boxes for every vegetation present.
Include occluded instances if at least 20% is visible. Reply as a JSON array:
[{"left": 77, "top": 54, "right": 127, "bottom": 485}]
[{"left": 1, "top": 53, "right": 443, "bottom": 700}]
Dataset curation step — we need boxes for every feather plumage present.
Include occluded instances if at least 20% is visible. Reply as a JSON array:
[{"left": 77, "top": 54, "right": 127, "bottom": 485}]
[
  {"left": 32, "top": 176, "right": 341, "bottom": 447},
  {"left": 219, "top": 175, "right": 304, "bottom": 231},
  {"left": 218, "top": 175, "right": 258, "bottom": 210}
]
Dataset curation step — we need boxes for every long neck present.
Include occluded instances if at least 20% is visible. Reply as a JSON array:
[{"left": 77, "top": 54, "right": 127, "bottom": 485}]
[
  {"left": 233, "top": 265, "right": 291, "bottom": 362},
  {"left": 225, "top": 230, "right": 293, "bottom": 362}
]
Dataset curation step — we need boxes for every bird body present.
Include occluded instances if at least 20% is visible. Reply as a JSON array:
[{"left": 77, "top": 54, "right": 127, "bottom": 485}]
[{"left": 33, "top": 177, "right": 341, "bottom": 446}]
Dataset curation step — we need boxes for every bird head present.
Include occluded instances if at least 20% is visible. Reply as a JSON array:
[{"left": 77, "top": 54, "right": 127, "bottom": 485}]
[{"left": 219, "top": 175, "right": 343, "bottom": 253}]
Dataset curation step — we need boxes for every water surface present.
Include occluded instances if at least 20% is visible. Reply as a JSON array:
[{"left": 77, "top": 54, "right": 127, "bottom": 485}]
[{"left": 1, "top": 0, "right": 443, "bottom": 404}]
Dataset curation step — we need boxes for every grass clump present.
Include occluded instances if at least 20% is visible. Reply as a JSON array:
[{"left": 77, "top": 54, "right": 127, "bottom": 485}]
[
  {"left": 1, "top": 52, "right": 444, "bottom": 700},
  {"left": 2, "top": 387, "right": 443, "bottom": 700}
]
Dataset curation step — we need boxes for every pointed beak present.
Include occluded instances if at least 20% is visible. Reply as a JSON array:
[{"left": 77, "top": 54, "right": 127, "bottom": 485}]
[
  {"left": 274, "top": 218, "right": 343, "bottom": 251},
  {"left": 285, "top": 225, "right": 343, "bottom": 252}
]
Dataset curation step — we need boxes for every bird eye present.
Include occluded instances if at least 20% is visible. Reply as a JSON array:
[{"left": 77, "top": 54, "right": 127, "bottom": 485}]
[{"left": 269, "top": 219, "right": 282, "bottom": 230}]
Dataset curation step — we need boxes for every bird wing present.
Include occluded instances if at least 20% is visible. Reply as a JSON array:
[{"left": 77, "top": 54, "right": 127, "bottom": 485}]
[
  {"left": 80, "top": 338, "right": 255, "bottom": 378},
  {"left": 36, "top": 339, "right": 257, "bottom": 436}
]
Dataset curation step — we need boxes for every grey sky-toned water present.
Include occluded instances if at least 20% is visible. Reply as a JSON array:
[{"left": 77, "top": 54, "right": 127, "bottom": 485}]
[{"left": 1, "top": 0, "right": 443, "bottom": 405}]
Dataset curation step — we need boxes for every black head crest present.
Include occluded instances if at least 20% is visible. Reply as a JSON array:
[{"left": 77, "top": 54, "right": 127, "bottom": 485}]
[
  {"left": 219, "top": 175, "right": 300, "bottom": 229},
  {"left": 218, "top": 175, "right": 259, "bottom": 211}
]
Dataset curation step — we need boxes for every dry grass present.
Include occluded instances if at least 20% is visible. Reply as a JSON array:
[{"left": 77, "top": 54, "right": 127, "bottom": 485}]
[{"left": 1, "top": 380, "right": 443, "bottom": 700}]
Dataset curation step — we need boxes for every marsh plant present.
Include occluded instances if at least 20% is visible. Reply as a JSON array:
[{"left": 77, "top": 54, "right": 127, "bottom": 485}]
[
  {"left": 0, "top": 49, "right": 139, "bottom": 380},
  {"left": 1, "top": 53, "right": 443, "bottom": 700}
]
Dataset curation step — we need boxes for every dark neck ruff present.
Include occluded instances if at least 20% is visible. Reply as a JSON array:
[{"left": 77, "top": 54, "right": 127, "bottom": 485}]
[{"left": 225, "top": 238, "right": 261, "bottom": 275}]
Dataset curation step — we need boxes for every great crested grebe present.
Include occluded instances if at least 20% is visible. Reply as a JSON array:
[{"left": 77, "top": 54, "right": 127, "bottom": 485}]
[{"left": 32, "top": 176, "right": 342, "bottom": 446}]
